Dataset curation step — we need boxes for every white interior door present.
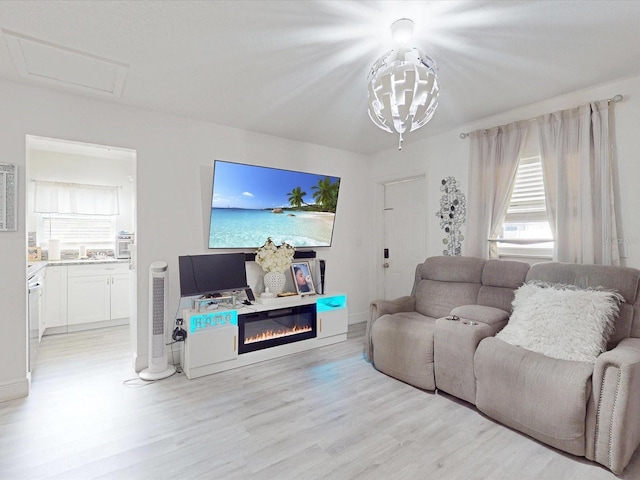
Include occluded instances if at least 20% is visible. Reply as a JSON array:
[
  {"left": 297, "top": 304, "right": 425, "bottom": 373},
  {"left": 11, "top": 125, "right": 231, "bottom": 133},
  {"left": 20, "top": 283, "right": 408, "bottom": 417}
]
[{"left": 383, "top": 177, "right": 428, "bottom": 299}]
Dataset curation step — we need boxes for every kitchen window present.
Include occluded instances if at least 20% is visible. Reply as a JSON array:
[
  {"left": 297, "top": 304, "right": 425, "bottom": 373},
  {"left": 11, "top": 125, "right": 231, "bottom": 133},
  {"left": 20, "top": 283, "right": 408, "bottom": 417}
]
[
  {"left": 33, "top": 180, "right": 120, "bottom": 249},
  {"left": 38, "top": 214, "right": 116, "bottom": 249}
]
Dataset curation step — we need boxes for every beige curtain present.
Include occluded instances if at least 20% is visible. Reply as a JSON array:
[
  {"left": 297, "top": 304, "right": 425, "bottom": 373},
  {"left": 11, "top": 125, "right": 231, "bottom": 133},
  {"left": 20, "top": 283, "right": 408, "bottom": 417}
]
[
  {"left": 536, "top": 100, "right": 619, "bottom": 265},
  {"left": 467, "top": 120, "right": 529, "bottom": 258}
]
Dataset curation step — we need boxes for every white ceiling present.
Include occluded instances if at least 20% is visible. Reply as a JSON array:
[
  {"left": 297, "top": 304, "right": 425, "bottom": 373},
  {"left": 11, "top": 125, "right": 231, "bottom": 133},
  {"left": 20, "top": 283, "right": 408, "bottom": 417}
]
[{"left": 1, "top": 0, "right": 640, "bottom": 155}]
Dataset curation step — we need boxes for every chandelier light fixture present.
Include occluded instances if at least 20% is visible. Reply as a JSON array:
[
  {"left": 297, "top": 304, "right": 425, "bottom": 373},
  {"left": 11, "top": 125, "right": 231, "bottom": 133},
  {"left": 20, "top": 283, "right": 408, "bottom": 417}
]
[{"left": 367, "top": 18, "right": 440, "bottom": 150}]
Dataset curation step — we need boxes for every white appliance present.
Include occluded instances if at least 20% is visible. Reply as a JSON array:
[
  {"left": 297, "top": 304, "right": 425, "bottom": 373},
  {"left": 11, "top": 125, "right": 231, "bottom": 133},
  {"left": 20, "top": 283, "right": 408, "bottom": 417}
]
[
  {"left": 116, "top": 233, "right": 134, "bottom": 259},
  {"left": 48, "top": 239, "right": 61, "bottom": 260},
  {"left": 140, "top": 261, "right": 175, "bottom": 380}
]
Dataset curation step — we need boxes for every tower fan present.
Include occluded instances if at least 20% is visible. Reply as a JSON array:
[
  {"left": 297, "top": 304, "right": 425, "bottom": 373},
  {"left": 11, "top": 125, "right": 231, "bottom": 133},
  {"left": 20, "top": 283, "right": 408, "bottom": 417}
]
[{"left": 140, "top": 261, "right": 176, "bottom": 380}]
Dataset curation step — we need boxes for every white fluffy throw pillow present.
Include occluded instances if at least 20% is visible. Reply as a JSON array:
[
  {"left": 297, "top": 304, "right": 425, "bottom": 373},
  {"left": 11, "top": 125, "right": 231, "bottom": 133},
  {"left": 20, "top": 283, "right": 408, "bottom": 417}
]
[{"left": 496, "top": 281, "right": 623, "bottom": 363}]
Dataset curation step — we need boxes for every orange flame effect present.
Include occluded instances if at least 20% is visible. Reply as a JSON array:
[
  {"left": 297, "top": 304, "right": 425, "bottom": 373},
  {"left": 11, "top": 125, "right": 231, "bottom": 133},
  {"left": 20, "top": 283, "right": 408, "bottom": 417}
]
[{"left": 245, "top": 325, "right": 312, "bottom": 344}]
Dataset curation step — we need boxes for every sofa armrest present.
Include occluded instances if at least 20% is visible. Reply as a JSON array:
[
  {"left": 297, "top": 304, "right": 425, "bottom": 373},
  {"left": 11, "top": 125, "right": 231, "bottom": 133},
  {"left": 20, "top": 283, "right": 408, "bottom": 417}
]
[
  {"left": 586, "top": 338, "right": 640, "bottom": 474},
  {"left": 364, "top": 296, "right": 416, "bottom": 362},
  {"left": 371, "top": 296, "right": 416, "bottom": 318}
]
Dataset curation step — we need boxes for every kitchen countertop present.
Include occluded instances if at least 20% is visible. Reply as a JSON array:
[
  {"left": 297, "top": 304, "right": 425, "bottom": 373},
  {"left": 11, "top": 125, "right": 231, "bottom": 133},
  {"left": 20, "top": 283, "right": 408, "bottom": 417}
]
[{"left": 28, "top": 258, "right": 130, "bottom": 277}]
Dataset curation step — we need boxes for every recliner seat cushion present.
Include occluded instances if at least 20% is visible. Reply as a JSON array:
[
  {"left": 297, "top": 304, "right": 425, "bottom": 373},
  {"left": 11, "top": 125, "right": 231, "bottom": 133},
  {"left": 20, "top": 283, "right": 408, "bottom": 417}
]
[
  {"left": 475, "top": 337, "right": 594, "bottom": 456},
  {"left": 371, "top": 312, "right": 436, "bottom": 390}
]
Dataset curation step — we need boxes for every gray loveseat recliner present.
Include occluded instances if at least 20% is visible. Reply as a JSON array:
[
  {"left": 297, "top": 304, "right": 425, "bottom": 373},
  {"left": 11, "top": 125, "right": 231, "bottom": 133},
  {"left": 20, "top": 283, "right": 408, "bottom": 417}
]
[{"left": 365, "top": 256, "right": 640, "bottom": 474}]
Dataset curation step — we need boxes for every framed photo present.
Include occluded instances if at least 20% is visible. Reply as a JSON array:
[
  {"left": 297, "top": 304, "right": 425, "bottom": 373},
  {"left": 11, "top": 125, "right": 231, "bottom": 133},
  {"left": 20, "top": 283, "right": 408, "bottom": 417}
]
[
  {"left": 291, "top": 261, "right": 315, "bottom": 295},
  {"left": 28, "top": 247, "right": 42, "bottom": 262}
]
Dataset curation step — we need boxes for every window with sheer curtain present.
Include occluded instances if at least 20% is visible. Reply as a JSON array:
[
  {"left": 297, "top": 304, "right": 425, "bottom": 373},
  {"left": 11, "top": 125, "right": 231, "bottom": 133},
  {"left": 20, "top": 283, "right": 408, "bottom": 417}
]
[
  {"left": 33, "top": 181, "right": 119, "bottom": 248},
  {"left": 498, "top": 155, "right": 554, "bottom": 258},
  {"left": 468, "top": 100, "right": 619, "bottom": 265},
  {"left": 466, "top": 120, "right": 529, "bottom": 259},
  {"left": 536, "top": 100, "right": 619, "bottom": 265}
]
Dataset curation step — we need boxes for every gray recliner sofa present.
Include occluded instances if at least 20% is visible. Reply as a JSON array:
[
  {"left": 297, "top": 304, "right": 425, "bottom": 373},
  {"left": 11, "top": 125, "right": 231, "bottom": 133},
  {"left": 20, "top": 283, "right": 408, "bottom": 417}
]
[{"left": 366, "top": 256, "right": 640, "bottom": 474}]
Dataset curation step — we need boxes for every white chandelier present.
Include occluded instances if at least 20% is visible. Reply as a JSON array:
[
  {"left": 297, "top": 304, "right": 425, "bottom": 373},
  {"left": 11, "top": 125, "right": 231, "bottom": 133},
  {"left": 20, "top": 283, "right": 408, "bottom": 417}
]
[{"left": 367, "top": 18, "right": 440, "bottom": 150}]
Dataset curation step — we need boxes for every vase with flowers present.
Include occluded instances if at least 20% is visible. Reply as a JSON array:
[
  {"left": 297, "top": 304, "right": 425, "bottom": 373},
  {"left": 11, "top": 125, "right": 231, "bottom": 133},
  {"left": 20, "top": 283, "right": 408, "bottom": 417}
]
[{"left": 255, "top": 237, "right": 295, "bottom": 294}]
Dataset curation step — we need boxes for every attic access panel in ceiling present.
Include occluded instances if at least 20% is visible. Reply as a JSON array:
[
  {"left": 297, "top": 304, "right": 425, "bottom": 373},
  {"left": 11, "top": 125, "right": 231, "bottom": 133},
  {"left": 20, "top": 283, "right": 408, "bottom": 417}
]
[{"left": 3, "top": 30, "right": 128, "bottom": 98}]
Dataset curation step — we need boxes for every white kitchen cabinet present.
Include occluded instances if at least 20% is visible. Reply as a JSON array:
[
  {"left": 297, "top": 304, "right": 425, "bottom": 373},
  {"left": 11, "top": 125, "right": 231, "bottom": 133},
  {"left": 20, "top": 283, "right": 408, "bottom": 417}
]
[
  {"left": 67, "top": 274, "right": 111, "bottom": 325},
  {"left": 67, "top": 263, "right": 130, "bottom": 329},
  {"left": 43, "top": 266, "right": 68, "bottom": 335},
  {"left": 110, "top": 272, "right": 131, "bottom": 320}
]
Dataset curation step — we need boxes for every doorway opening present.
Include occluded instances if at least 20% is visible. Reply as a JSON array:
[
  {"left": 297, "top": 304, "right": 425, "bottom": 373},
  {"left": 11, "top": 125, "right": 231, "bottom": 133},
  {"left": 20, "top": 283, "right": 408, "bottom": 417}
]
[{"left": 25, "top": 135, "right": 137, "bottom": 376}]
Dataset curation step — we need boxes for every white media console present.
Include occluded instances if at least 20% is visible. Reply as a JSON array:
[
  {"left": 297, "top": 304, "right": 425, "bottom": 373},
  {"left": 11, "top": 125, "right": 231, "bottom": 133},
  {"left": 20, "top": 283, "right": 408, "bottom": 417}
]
[{"left": 181, "top": 293, "right": 348, "bottom": 379}]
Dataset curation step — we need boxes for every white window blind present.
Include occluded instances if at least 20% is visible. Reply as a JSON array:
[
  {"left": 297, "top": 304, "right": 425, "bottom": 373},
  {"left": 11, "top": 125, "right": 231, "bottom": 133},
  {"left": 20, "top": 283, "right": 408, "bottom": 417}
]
[
  {"left": 40, "top": 214, "right": 116, "bottom": 247},
  {"left": 42, "top": 214, "right": 115, "bottom": 245},
  {"left": 504, "top": 156, "right": 547, "bottom": 223},
  {"left": 497, "top": 155, "right": 553, "bottom": 258}
]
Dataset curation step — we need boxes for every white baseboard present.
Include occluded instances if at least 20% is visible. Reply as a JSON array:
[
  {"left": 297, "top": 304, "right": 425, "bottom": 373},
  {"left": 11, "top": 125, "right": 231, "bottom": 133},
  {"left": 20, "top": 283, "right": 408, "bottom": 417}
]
[
  {"left": 132, "top": 352, "right": 147, "bottom": 373},
  {"left": 68, "top": 318, "right": 128, "bottom": 333},
  {"left": 0, "top": 377, "right": 29, "bottom": 403},
  {"left": 348, "top": 311, "right": 367, "bottom": 325}
]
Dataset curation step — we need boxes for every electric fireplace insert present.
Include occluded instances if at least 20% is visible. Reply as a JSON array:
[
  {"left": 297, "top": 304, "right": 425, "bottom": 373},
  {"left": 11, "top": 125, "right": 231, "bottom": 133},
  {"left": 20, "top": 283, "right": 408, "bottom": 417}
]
[{"left": 238, "top": 304, "right": 316, "bottom": 354}]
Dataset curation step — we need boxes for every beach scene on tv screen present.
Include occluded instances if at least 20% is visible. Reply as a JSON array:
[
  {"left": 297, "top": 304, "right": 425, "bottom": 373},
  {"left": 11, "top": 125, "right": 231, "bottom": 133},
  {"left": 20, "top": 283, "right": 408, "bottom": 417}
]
[{"left": 209, "top": 161, "right": 340, "bottom": 248}]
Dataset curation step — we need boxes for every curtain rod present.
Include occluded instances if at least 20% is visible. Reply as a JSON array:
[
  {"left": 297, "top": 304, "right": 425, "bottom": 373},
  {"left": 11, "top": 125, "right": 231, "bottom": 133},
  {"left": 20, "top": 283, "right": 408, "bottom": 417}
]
[
  {"left": 458, "top": 94, "right": 624, "bottom": 139},
  {"left": 31, "top": 179, "right": 122, "bottom": 188}
]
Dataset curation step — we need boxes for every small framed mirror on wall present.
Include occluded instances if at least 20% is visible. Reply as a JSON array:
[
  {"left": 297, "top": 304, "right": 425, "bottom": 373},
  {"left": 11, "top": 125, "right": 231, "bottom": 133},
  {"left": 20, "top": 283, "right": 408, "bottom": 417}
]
[{"left": 0, "top": 163, "right": 17, "bottom": 231}]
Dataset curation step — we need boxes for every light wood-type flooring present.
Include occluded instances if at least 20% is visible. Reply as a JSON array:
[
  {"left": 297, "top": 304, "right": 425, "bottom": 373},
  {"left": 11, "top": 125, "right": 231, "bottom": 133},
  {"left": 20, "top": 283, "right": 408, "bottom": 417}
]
[{"left": 1, "top": 323, "right": 639, "bottom": 479}]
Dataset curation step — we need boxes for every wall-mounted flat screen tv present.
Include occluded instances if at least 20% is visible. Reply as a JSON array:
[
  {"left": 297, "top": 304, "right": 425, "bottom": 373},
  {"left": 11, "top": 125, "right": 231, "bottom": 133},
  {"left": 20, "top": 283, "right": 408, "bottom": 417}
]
[{"left": 209, "top": 160, "right": 341, "bottom": 249}]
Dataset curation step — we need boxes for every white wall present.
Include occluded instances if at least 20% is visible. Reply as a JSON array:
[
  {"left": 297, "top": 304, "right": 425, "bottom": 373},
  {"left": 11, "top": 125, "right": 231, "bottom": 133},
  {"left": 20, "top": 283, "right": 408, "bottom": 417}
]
[
  {"left": 0, "top": 79, "right": 371, "bottom": 402},
  {"left": 370, "top": 74, "right": 640, "bottom": 286}
]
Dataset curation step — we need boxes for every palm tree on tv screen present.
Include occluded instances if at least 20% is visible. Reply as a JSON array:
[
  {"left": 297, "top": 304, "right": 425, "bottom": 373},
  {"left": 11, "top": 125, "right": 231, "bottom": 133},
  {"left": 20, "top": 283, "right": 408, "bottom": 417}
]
[
  {"left": 312, "top": 177, "right": 339, "bottom": 212},
  {"left": 287, "top": 186, "right": 307, "bottom": 208}
]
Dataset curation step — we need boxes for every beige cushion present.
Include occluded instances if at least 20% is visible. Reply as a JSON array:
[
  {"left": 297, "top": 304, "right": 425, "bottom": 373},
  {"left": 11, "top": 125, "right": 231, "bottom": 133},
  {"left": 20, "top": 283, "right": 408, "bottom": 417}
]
[
  {"left": 475, "top": 337, "right": 594, "bottom": 456},
  {"left": 414, "top": 280, "right": 480, "bottom": 318},
  {"left": 478, "top": 259, "right": 531, "bottom": 312},
  {"left": 412, "top": 256, "right": 485, "bottom": 318},
  {"left": 371, "top": 312, "right": 437, "bottom": 390},
  {"left": 482, "top": 259, "right": 532, "bottom": 289},
  {"left": 417, "top": 256, "right": 485, "bottom": 284}
]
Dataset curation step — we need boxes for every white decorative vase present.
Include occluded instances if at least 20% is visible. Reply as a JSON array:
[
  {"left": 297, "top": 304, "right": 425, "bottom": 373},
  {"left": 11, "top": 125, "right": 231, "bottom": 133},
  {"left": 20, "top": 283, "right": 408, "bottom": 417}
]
[{"left": 264, "top": 271, "right": 286, "bottom": 294}]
